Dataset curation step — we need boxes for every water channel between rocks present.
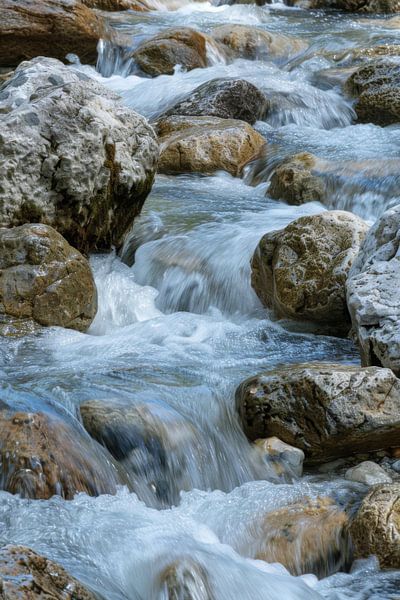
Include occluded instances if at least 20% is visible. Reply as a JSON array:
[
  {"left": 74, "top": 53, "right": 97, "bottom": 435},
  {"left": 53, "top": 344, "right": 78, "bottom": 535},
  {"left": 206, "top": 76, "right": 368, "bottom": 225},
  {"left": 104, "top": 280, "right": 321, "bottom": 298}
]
[{"left": 0, "top": 1, "right": 400, "bottom": 599}]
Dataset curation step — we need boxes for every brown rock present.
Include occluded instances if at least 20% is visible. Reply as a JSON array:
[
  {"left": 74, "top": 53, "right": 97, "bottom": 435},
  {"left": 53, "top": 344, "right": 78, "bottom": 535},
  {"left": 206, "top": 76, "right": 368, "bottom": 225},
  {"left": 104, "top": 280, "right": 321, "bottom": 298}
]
[
  {"left": 159, "top": 559, "right": 213, "bottom": 599},
  {"left": 0, "top": 408, "right": 123, "bottom": 499},
  {"left": 256, "top": 497, "right": 352, "bottom": 577},
  {"left": 0, "top": 545, "right": 96, "bottom": 599},
  {"left": 211, "top": 25, "right": 306, "bottom": 60},
  {"left": 0, "top": 224, "right": 97, "bottom": 332},
  {"left": 251, "top": 211, "right": 368, "bottom": 334},
  {"left": 0, "top": 0, "right": 105, "bottom": 68},
  {"left": 82, "top": 0, "right": 150, "bottom": 9},
  {"left": 350, "top": 483, "right": 400, "bottom": 568},
  {"left": 301, "top": 0, "right": 400, "bottom": 12},
  {"left": 268, "top": 152, "right": 326, "bottom": 205},
  {"left": 156, "top": 115, "right": 265, "bottom": 176},
  {"left": 236, "top": 363, "right": 400, "bottom": 463}
]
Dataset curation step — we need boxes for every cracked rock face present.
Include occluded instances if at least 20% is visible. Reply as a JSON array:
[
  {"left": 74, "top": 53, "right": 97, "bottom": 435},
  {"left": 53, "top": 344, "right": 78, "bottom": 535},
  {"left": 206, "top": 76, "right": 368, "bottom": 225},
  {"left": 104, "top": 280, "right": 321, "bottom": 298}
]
[
  {"left": 163, "top": 78, "right": 268, "bottom": 125},
  {"left": 0, "top": 58, "right": 159, "bottom": 253},
  {"left": 346, "top": 203, "right": 400, "bottom": 375},
  {"left": 156, "top": 115, "right": 265, "bottom": 176},
  {"left": 251, "top": 210, "right": 369, "bottom": 335},
  {"left": 0, "top": 545, "right": 96, "bottom": 599},
  {"left": 350, "top": 483, "right": 400, "bottom": 569},
  {"left": 236, "top": 363, "right": 400, "bottom": 463},
  {"left": 0, "top": 224, "right": 97, "bottom": 332}
]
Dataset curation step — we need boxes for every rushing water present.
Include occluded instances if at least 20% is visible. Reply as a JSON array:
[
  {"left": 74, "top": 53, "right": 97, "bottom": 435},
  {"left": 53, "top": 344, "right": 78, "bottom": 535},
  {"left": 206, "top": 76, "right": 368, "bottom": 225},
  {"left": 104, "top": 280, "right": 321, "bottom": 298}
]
[{"left": 1, "top": 1, "right": 400, "bottom": 598}]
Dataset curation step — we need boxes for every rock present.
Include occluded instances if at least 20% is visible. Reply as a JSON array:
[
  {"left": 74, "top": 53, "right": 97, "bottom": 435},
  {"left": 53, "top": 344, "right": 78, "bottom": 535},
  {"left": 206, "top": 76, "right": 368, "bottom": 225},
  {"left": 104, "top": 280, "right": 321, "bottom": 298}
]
[
  {"left": 0, "top": 0, "right": 105, "bottom": 68},
  {"left": 301, "top": 0, "right": 400, "bottom": 12},
  {"left": 0, "top": 545, "right": 96, "bottom": 599},
  {"left": 346, "top": 204, "right": 400, "bottom": 375},
  {"left": 133, "top": 28, "right": 224, "bottom": 76},
  {"left": 0, "top": 407, "right": 123, "bottom": 499},
  {"left": 256, "top": 497, "right": 351, "bottom": 578},
  {"left": 211, "top": 25, "right": 306, "bottom": 61},
  {"left": 345, "top": 461, "right": 392, "bottom": 485},
  {"left": 268, "top": 152, "right": 326, "bottom": 205},
  {"left": 120, "top": 212, "right": 165, "bottom": 267},
  {"left": 350, "top": 483, "right": 400, "bottom": 568},
  {"left": 251, "top": 211, "right": 368, "bottom": 335},
  {"left": 82, "top": 0, "right": 151, "bottom": 9},
  {"left": 156, "top": 115, "right": 265, "bottom": 176},
  {"left": 236, "top": 363, "right": 400, "bottom": 463},
  {"left": 163, "top": 78, "right": 268, "bottom": 125},
  {"left": 0, "top": 58, "right": 158, "bottom": 253},
  {"left": 159, "top": 559, "right": 213, "bottom": 599},
  {"left": 80, "top": 399, "right": 199, "bottom": 504},
  {"left": 0, "top": 224, "right": 97, "bottom": 332},
  {"left": 255, "top": 437, "right": 305, "bottom": 478},
  {"left": 346, "top": 61, "right": 400, "bottom": 125}
]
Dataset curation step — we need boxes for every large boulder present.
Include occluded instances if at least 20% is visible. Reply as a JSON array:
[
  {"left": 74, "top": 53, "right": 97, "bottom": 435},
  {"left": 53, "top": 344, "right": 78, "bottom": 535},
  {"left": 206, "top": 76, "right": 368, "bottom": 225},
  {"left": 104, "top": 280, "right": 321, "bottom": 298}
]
[
  {"left": 0, "top": 58, "right": 158, "bottom": 253},
  {"left": 0, "top": 407, "right": 124, "bottom": 499},
  {"left": 268, "top": 152, "right": 326, "bottom": 205},
  {"left": 0, "top": 545, "right": 96, "bottom": 599},
  {"left": 0, "top": 224, "right": 97, "bottom": 332},
  {"left": 256, "top": 497, "right": 351, "bottom": 577},
  {"left": 0, "top": 0, "right": 105, "bottom": 68},
  {"left": 163, "top": 78, "right": 268, "bottom": 125},
  {"left": 82, "top": 0, "right": 151, "bottom": 9},
  {"left": 133, "top": 28, "right": 224, "bottom": 76},
  {"left": 346, "top": 61, "right": 400, "bottom": 125},
  {"left": 236, "top": 363, "right": 400, "bottom": 463},
  {"left": 346, "top": 204, "right": 400, "bottom": 375},
  {"left": 350, "top": 483, "right": 400, "bottom": 568},
  {"left": 251, "top": 211, "right": 368, "bottom": 335},
  {"left": 156, "top": 115, "right": 265, "bottom": 176},
  {"left": 211, "top": 25, "right": 306, "bottom": 61}
]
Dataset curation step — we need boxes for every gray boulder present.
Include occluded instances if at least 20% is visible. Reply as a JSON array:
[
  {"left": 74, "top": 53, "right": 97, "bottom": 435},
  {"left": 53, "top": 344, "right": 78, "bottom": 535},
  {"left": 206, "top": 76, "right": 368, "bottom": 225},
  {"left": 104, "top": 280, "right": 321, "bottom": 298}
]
[
  {"left": 347, "top": 204, "right": 400, "bottom": 375},
  {"left": 0, "top": 58, "right": 158, "bottom": 253}
]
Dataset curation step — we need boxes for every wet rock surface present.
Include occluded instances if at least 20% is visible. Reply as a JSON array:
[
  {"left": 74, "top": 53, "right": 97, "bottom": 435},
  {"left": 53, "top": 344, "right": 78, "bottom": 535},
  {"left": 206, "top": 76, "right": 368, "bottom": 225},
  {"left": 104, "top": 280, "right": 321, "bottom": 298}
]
[
  {"left": 0, "top": 224, "right": 97, "bottom": 332},
  {"left": 300, "top": 0, "right": 400, "bottom": 12},
  {"left": 254, "top": 437, "right": 305, "bottom": 479},
  {"left": 156, "top": 115, "right": 265, "bottom": 176},
  {"left": 347, "top": 204, "right": 400, "bottom": 375},
  {"left": 256, "top": 497, "right": 352, "bottom": 577},
  {"left": 163, "top": 78, "right": 268, "bottom": 125},
  {"left": 345, "top": 461, "right": 392, "bottom": 485},
  {"left": 251, "top": 210, "right": 368, "bottom": 335},
  {"left": 0, "top": 407, "right": 123, "bottom": 499},
  {"left": 268, "top": 152, "right": 326, "bottom": 205},
  {"left": 159, "top": 559, "right": 213, "bottom": 600},
  {"left": 0, "top": 545, "right": 96, "bottom": 599},
  {"left": 350, "top": 483, "right": 400, "bottom": 568},
  {"left": 0, "top": 0, "right": 105, "bottom": 68},
  {"left": 236, "top": 363, "right": 400, "bottom": 463},
  {"left": 0, "top": 58, "right": 158, "bottom": 253}
]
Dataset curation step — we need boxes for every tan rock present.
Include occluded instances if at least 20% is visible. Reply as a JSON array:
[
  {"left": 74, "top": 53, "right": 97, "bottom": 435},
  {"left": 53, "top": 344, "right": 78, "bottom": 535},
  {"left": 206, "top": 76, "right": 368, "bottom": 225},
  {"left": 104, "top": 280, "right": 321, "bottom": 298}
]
[
  {"left": 268, "top": 152, "right": 326, "bottom": 205},
  {"left": 0, "top": 408, "right": 123, "bottom": 499},
  {"left": 211, "top": 25, "right": 306, "bottom": 60},
  {"left": 236, "top": 363, "right": 400, "bottom": 463},
  {"left": 0, "top": 224, "right": 97, "bottom": 332},
  {"left": 159, "top": 559, "right": 213, "bottom": 599},
  {"left": 255, "top": 437, "right": 305, "bottom": 478},
  {"left": 0, "top": 545, "right": 96, "bottom": 599},
  {"left": 251, "top": 211, "right": 368, "bottom": 334},
  {"left": 156, "top": 115, "right": 265, "bottom": 176},
  {"left": 350, "top": 483, "right": 400, "bottom": 568},
  {"left": 0, "top": 0, "right": 105, "bottom": 68},
  {"left": 256, "top": 497, "right": 351, "bottom": 577}
]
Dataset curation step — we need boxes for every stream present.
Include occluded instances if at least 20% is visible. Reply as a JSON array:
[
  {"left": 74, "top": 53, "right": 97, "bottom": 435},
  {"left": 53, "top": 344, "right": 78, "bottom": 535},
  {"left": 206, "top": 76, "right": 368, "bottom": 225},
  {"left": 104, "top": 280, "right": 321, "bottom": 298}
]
[{"left": 0, "top": 1, "right": 400, "bottom": 599}]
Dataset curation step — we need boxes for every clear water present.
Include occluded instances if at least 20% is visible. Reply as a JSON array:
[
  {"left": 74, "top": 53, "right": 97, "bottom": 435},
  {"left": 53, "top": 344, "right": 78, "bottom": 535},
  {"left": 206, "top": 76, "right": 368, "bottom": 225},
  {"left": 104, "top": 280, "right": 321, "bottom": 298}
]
[{"left": 1, "top": 1, "right": 400, "bottom": 598}]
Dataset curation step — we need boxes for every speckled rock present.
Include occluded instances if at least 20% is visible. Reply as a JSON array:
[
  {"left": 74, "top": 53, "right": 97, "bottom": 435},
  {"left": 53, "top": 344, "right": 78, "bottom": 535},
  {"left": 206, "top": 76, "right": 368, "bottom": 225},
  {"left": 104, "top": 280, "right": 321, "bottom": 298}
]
[
  {"left": 0, "top": 58, "right": 158, "bottom": 253},
  {"left": 251, "top": 211, "right": 369, "bottom": 335},
  {"left": 268, "top": 152, "right": 326, "bottom": 205},
  {"left": 156, "top": 115, "right": 265, "bottom": 176},
  {"left": 163, "top": 78, "right": 268, "bottom": 125},
  {"left": 256, "top": 497, "right": 351, "bottom": 577},
  {"left": 346, "top": 61, "right": 400, "bottom": 125},
  {"left": 350, "top": 483, "right": 400, "bottom": 568},
  {"left": 0, "top": 545, "right": 96, "bottom": 599},
  {"left": 133, "top": 28, "right": 225, "bottom": 76},
  {"left": 0, "top": 224, "right": 97, "bottom": 332},
  {"left": 0, "top": 0, "right": 105, "bottom": 68},
  {"left": 0, "top": 408, "right": 123, "bottom": 499},
  {"left": 236, "top": 363, "right": 400, "bottom": 463},
  {"left": 346, "top": 204, "right": 400, "bottom": 375},
  {"left": 211, "top": 25, "right": 306, "bottom": 60}
]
